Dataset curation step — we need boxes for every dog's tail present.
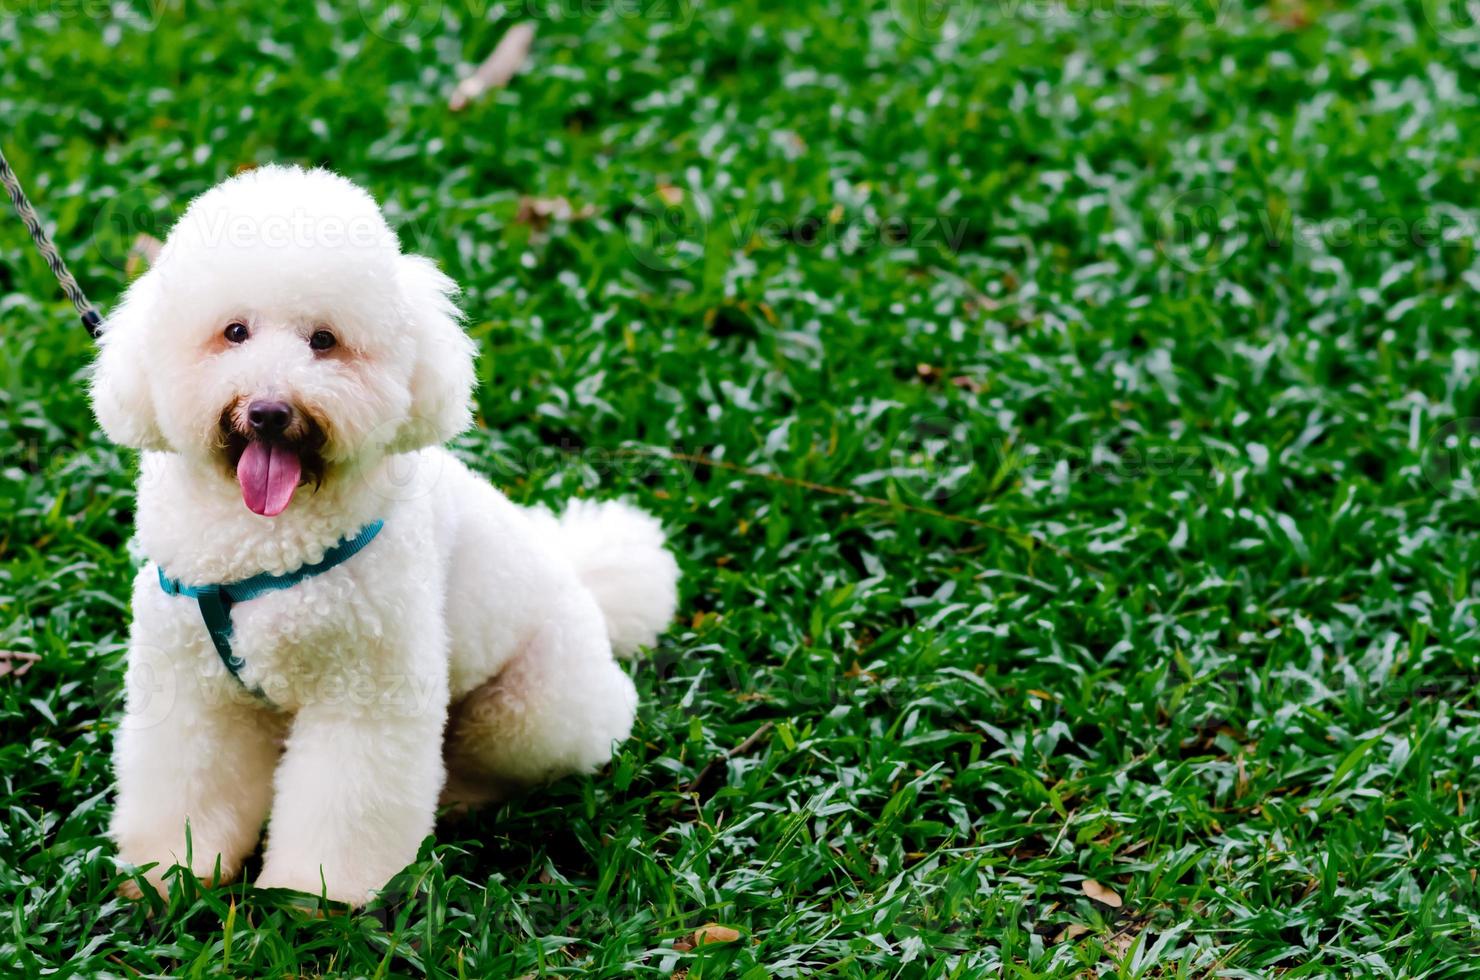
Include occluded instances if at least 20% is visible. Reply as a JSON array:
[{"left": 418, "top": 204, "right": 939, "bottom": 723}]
[{"left": 534, "top": 499, "right": 680, "bottom": 659}]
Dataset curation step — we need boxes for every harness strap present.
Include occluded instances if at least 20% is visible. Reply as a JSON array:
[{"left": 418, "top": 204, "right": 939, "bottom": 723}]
[
  {"left": 157, "top": 520, "right": 385, "bottom": 704},
  {"left": 193, "top": 584, "right": 244, "bottom": 672}
]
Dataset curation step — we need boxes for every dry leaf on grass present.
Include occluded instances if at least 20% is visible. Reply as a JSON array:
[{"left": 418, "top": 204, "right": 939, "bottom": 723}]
[
  {"left": 1081, "top": 879, "right": 1123, "bottom": 908},
  {"left": 450, "top": 23, "right": 535, "bottom": 110},
  {"left": 694, "top": 923, "right": 741, "bottom": 944},
  {"left": 1053, "top": 923, "right": 1091, "bottom": 943},
  {"left": 1105, "top": 927, "right": 1138, "bottom": 957},
  {"left": 126, "top": 233, "right": 163, "bottom": 277},
  {"left": 675, "top": 923, "right": 741, "bottom": 950},
  {"left": 515, "top": 195, "right": 595, "bottom": 230}
]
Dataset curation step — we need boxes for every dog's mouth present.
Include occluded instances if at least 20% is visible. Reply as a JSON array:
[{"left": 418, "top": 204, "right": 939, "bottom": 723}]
[{"left": 219, "top": 407, "right": 327, "bottom": 517}]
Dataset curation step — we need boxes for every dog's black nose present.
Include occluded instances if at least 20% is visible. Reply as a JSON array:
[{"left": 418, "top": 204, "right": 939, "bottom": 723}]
[{"left": 247, "top": 400, "right": 293, "bottom": 437}]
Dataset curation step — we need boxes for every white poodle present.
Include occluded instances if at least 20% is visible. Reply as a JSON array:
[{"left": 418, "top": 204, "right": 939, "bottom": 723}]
[{"left": 90, "top": 165, "right": 679, "bottom": 905}]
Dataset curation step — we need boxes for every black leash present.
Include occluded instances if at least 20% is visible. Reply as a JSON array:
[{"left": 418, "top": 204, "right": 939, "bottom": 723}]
[{"left": 0, "top": 145, "right": 102, "bottom": 338}]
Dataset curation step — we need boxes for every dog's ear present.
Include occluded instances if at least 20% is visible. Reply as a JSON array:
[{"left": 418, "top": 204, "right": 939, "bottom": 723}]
[
  {"left": 90, "top": 271, "right": 169, "bottom": 451},
  {"left": 388, "top": 254, "right": 477, "bottom": 453}
]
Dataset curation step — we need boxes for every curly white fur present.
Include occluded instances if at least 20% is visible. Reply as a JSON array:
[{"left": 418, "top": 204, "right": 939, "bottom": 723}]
[{"left": 91, "top": 165, "right": 679, "bottom": 905}]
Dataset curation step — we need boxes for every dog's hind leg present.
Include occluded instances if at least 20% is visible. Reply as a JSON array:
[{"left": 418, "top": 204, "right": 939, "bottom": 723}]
[{"left": 441, "top": 601, "right": 636, "bottom": 809}]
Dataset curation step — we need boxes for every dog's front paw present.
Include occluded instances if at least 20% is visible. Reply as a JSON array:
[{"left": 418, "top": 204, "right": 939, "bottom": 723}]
[
  {"left": 113, "top": 848, "right": 166, "bottom": 900},
  {"left": 255, "top": 863, "right": 377, "bottom": 907},
  {"left": 114, "top": 849, "right": 237, "bottom": 902},
  {"left": 116, "top": 876, "right": 151, "bottom": 901}
]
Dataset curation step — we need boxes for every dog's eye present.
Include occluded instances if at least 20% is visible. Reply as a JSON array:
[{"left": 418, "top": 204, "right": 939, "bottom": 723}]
[
  {"left": 224, "top": 322, "right": 250, "bottom": 344},
  {"left": 309, "top": 329, "right": 337, "bottom": 352}
]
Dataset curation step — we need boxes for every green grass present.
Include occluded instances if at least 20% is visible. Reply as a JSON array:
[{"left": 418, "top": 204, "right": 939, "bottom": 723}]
[{"left": 3, "top": 0, "right": 1480, "bottom": 975}]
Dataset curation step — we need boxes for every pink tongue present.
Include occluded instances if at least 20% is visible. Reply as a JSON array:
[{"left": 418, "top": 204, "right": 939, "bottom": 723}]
[{"left": 236, "top": 441, "right": 302, "bottom": 517}]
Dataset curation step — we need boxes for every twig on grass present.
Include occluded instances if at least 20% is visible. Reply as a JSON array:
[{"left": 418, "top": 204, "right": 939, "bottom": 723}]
[
  {"left": 449, "top": 23, "right": 536, "bottom": 111},
  {"left": 676, "top": 721, "right": 776, "bottom": 807},
  {"left": 621, "top": 446, "right": 1104, "bottom": 575}
]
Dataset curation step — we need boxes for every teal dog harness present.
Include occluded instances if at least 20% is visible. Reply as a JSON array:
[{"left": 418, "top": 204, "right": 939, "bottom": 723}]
[{"left": 156, "top": 520, "right": 384, "bottom": 701}]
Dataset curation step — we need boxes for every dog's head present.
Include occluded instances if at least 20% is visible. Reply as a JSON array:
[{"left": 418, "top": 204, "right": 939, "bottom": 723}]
[{"left": 90, "top": 165, "right": 476, "bottom": 516}]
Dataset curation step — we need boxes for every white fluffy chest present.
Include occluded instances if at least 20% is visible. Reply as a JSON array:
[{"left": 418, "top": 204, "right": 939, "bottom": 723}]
[{"left": 141, "top": 532, "right": 446, "bottom": 713}]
